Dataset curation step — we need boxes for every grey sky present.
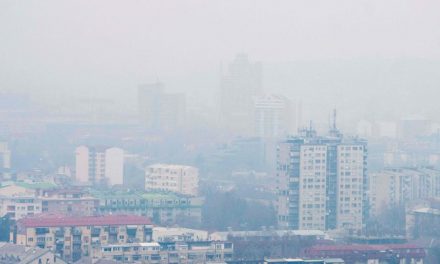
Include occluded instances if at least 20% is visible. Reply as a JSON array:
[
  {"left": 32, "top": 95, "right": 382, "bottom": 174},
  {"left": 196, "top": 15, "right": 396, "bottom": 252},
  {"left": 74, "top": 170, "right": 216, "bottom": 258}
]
[{"left": 1, "top": 0, "right": 440, "bottom": 122}]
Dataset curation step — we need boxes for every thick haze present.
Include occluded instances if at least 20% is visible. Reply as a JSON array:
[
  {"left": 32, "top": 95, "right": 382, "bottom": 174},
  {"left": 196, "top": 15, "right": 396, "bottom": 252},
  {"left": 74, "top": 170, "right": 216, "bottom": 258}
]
[{"left": 1, "top": 0, "right": 440, "bottom": 125}]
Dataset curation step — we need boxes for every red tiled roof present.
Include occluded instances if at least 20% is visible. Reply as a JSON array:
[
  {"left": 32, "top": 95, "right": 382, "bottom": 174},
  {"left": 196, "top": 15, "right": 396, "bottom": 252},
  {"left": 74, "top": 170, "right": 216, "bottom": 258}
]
[{"left": 18, "top": 214, "right": 152, "bottom": 228}]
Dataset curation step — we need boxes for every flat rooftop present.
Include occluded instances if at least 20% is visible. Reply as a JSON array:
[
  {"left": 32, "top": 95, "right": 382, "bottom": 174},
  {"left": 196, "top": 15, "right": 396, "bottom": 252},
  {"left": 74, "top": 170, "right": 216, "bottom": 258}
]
[{"left": 18, "top": 214, "right": 152, "bottom": 228}]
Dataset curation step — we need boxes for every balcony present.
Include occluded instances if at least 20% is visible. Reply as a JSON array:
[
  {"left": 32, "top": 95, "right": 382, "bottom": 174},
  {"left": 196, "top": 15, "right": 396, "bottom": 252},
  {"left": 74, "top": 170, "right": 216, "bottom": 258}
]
[
  {"left": 36, "top": 227, "right": 49, "bottom": 235},
  {"left": 72, "top": 238, "right": 82, "bottom": 245},
  {"left": 55, "top": 230, "right": 65, "bottom": 237},
  {"left": 91, "top": 228, "right": 101, "bottom": 237}
]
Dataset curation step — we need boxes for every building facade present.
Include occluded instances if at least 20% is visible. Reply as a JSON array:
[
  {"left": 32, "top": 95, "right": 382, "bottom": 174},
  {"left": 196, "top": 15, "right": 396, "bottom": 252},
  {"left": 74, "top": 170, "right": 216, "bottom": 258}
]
[
  {"left": 369, "top": 167, "right": 440, "bottom": 217},
  {"left": 92, "top": 190, "right": 202, "bottom": 226},
  {"left": 15, "top": 215, "right": 153, "bottom": 263},
  {"left": 145, "top": 164, "right": 199, "bottom": 196},
  {"left": 75, "top": 146, "right": 124, "bottom": 186},
  {"left": 277, "top": 127, "right": 368, "bottom": 232},
  {"left": 97, "top": 241, "right": 233, "bottom": 264},
  {"left": 0, "top": 195, "right": 41, "bottom": 221},
  {"left": 41, "top": 189, "right": 99, "bottom": 216}
]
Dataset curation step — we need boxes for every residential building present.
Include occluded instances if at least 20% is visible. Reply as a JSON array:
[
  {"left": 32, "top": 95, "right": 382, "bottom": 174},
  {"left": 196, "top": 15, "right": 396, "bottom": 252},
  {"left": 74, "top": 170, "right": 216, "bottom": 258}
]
[
  {"left": 145, "top": 164, "right": 199, "bottom": 196},
  {"left": 369, "top": 167, "right": 440, "bottom": 217},
  {"left": 0, "top": 242, "right": 67, "bottom": 264},
  {"left": 15, "top": 214, "right": 153, "bottom": 263},
  {"left": 0, "top": 195, "right": 41, "bottom": 221},
  {"left": 138, "top": 82, "right": 186, "bottom": 131},
  {"left": 276, "top": 124, "right": 368, "bottom": 232},
  {"left": 254, "top": 95, "right": 301, "bottom": 138},
  {"left": 75, "top": 146, "right": 124, "bottom": 186},
  {"left": 96, "top": 240, "right": 233, "bottom": 264},
  {"left": 220, "top": 54, "right": 262, "bottom": 135},
  {"left": 41, "top": 189, "right": 99, "bottom": 216},
  {"left": 91, "top": 190, "right": 202, "bottom": 226},
  {"left": 406, "top": 201, "right": 440, "bottom": 239}
]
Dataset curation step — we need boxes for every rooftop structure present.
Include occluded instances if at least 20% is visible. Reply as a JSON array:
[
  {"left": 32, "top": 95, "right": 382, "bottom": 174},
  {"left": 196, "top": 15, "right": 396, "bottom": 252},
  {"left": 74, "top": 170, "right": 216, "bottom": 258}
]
[
  {"left": 17, "top": 214, "right": 151, "bottom": 228},
  {"left": 210, "top": 230, "right": 326, "bottom": 241}
]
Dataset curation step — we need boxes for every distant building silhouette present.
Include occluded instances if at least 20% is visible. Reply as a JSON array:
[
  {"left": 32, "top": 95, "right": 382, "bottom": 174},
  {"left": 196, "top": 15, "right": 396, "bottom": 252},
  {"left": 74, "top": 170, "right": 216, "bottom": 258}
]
[
  {"left": 138, "top": 82, "right": 186, "bottom": 132},
  {"left": 220, "top": 54, "right": 262, "bottom": 135},
  {"left": 0, "top": 142, "right": 11, "bottom": 180}
]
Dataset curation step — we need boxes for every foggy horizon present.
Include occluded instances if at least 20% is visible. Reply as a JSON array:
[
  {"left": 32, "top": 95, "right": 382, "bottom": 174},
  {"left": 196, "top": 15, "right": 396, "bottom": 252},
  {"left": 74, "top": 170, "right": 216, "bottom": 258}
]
[{"left": 1, "top": 0, "right": 440, "bottom": 128}]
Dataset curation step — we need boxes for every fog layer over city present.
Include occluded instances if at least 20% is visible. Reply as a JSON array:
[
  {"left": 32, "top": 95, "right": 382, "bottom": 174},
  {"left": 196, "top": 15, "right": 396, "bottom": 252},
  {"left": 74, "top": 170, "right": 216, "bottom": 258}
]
[{"left": 1, "top": 1, "right": 440, "bottom": 264}]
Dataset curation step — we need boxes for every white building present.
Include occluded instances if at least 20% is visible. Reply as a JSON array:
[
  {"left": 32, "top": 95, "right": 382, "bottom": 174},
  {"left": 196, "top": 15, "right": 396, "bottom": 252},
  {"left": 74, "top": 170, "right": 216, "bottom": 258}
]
[
  {"left": 254, "top": 95, "right": 301, "bottom": 138},
  {"left": 0, "top": 195, "right": 41, "bottom": 221},
  {"left": 369, "top": 167, "right": 440, "bottom": 217},
  {"left": 75, "top": 146, "right": 124, "bottom": 186},
  {"left": 145, "top": 164, "right": 198, "bottom": 196}
]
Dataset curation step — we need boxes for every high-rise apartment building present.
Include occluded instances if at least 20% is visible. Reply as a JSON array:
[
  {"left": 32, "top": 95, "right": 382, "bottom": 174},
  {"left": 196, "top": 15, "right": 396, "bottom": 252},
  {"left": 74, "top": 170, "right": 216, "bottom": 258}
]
[
  {"left": 276, "top": 125, "right": 368, "bottom": 232},
  {"left": 220, "top": 54, "right": 262, "bottom": 135},
  {"left": 138, "top": 82, "right": 186, "bottom": 131},
  {"left": 75, "top": 146, "right": 124, "bottom": 186},
  {"left": 145, "top": 164, "right": 199, "bottom": 196}
]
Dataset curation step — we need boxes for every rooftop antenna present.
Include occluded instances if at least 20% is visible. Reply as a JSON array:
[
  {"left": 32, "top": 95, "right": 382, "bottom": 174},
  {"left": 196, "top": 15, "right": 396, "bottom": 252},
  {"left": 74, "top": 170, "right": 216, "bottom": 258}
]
[{"left": 329, "top": 108, "right": 342, "bottom": 138}]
